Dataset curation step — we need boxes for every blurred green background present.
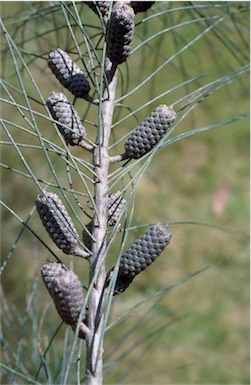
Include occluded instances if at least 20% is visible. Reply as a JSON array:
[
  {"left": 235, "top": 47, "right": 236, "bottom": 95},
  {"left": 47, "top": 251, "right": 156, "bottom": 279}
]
[{"left": 1, "top": 1, "right": 250, "bottom": 384}]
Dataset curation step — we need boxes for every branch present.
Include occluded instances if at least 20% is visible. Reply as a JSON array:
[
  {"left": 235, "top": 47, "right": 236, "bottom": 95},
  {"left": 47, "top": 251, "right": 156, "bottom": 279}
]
[{"left": 86, "top": 62, "right": 117, "bottom": 385}]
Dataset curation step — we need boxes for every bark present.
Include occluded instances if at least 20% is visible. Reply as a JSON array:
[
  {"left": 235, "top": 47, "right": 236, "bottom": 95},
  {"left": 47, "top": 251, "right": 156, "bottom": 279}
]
[{"left": 86, "top": 67, "right": 117, "bottom": 385}]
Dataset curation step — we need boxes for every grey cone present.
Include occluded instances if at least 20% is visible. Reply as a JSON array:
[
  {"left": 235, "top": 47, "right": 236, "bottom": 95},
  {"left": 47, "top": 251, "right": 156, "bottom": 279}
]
[
  {"left": 124, "top": 105, "right": 176, "bottom": 159},
  {"left": 82, "top": 191, "right": 126, "bottom": 250},
  {"left": 108, "top": 191, "right": 126, "bottom": 226},
  {"left": 47, "top": 48, "right": 91, "bottom": 99},
  {"left": 41, "top": 261, "right": 67, "bottom": 299},
  {"left": 106, "top": 2, "right": 135, "bottom": 65},
  {"left": 85, "top": 1, "right": 111, "bottom": 22},
  {"left": 47, "top": 92, "right": 87, "bottom": 146},
  {"left": 36, "top": 192, "right": 88, "bottom": 258},
  {"left": 107, "top": 223, "right": 172, "bottom": 295},
  {"left": 41, "top": 262, "right": 87, "bottom": 338}
]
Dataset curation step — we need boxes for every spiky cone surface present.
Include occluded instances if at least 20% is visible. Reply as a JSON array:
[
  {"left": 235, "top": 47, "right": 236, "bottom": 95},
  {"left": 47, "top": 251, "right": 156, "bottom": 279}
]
[
  {"left": 107, "top": 223, "right": 172, "bottom": 295},
  {"left": 85, "top": 1, "right": 111, "bottom": 21},
  {"left": 36, "top": 192, "right": 88, "bottom": 258},
  {"left": 131, "top": 1, "right": 155, "bottom": 14},
  {"left": 108, "top": 191, "right": 126, "bottom": 226},
  {"left": 82, "top": 191, "right": 126, "bottom": 249},
  {"left": 106, "top": 2, "right": 135, "bottom": 65},
  {"left": 47, "top": 48, "right": 91, "bottom": 99},
  {"left": 41, "top": 262, "right": 87, "bottom": 338},
  {"left": 124, "top": 105, "right": 176, "bottom": 159},
  {"left": 47, "top": 92, "right": 87, "bottom": 147},
  {"left": 41, "top": 261, "right": 67, "bottom": 299}
]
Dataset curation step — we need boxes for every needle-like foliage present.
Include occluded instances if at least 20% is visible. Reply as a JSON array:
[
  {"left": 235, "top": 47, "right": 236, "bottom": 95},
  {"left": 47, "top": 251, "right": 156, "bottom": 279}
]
[{"left": 1, "top": 2, "right": 249, "bottom": 385}]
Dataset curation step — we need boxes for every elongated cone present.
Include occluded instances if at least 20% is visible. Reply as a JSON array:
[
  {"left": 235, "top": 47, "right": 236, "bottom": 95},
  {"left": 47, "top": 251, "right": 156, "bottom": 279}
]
[
  {"left": 47, "top": 48, "right": 91, "bottom": 99},
  {"left": 47, "top": 92, "right": 87, "bottom": 147},
  {"left": 131, "top": 1, "right": 155, "bottom": 14},
  {"left": 41, "top": 261, "right": 67, "bottom": 299},
  {"left": 85, "top": 1, "right": 111, "bottom": 21},
  {"left": 106, "top": 2, "right": 135, "bottom": 65},
  {"left": 41, "top": 262, "right": 87, "bottom": 339},
  {"left": 108, "top": 191, "right": 126, "bottom": 226},
  {"left": 36, "top": 192, "right": 88, "bottom": 258},
  {"left": 106, "top": 223, "right": 172, "bottom": 295},
  {"left": 82, "top": 191, "right": 126, "bottom": 249},
  {"left": 124, "top": 105, "right": 176, "bottom": 159}
]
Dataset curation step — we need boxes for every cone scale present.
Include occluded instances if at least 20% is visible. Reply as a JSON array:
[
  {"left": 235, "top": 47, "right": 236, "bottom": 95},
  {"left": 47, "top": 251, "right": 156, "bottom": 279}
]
[
  {"left": 106, "top": 2, "right": 135, "bottom": 65},
  {"left": 124, "top": 105, "right": 176, "bottom": 159},
  {"left": 47, "top": 92, "right": 87, "bottom": 147},
  {"left": 41, "top": 262, "right": 87, "bottom": 339},
  {"left": 107, "top": 223, "right": 172, "bottom": 295},
  {"left": 47, "top": 48, "right": 91, "bottom": 99},
  {"left": 36, "top": 192, "right": 88, "bottom": 258}
]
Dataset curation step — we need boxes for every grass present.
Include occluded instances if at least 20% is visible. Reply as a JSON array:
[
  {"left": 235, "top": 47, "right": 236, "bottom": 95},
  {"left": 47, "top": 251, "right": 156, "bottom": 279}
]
[{"left": 1, "top": 1, "right": 250, "bottom": 384}]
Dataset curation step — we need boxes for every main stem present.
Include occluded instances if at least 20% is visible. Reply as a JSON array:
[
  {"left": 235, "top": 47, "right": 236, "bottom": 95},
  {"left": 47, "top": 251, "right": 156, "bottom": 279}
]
[{"left": 86, "top": 69, "right": 117, "bottom": 385}]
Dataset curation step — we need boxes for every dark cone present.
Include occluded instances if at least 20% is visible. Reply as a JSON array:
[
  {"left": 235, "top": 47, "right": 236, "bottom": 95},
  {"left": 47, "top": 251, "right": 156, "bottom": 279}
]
[
  {"left": 47, "top": 48, "right": 91, "bottom": 99},
  {"left": 82, "top": 221, "right": 94, "bottom": 252},
  {"left": 106, "top": 2, "right": 135, "bottom": 65},
  {"left": 36, "top": 192, "right": 88, "bottom": 258},
  {"left": 124, "top": 105, "right": 176, "bottom": 159},
  {"left": 82, "top": 191, "right": 125, "bottom": 250},
  {"left": 131, "top": 1, "right": 155, "bottom": 14},
  {"left": 51, "top": 270, "right": 85, "bottom": 326},
  {"left": 108, "top": 191, "right": 126, "bottom": 226},
  {"left": 47, "top": 92, "right": 86, "bottom": 146},
  {"left": 41, "top": 261, "right": 67, "bottom": 299},
  {"left": 85, "top": 1, "right": 111, "bottom": 21},
  {"left": 41, "top": 262, "right": 87, "bottom": 338},
  {"left": 107, "top": 223, "right": 172, "bottom": 295}
]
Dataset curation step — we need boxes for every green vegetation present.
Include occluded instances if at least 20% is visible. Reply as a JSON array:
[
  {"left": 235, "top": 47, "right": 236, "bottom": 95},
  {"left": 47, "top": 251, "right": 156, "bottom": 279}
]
[{"left": 1, "top": 1, "right": 249, "bottom": 384}]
